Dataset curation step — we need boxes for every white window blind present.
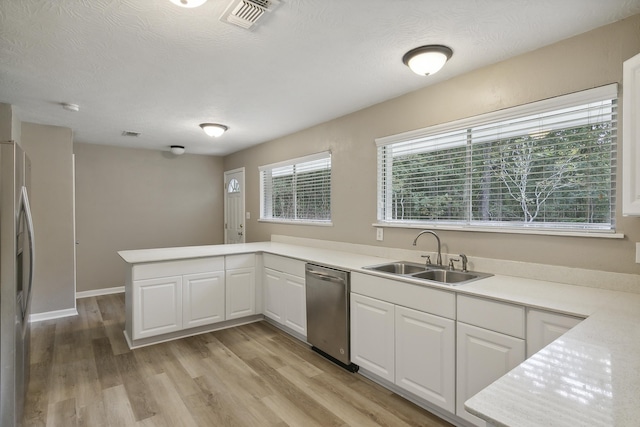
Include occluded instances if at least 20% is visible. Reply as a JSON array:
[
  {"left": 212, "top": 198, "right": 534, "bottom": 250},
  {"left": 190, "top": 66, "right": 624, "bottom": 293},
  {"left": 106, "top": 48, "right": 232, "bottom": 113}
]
[
  {"left": 376, "top": 84, "right": 618, "bottom": 232},
  {"left": 260, "top": 152, "right": 331, "bottom": 222}
]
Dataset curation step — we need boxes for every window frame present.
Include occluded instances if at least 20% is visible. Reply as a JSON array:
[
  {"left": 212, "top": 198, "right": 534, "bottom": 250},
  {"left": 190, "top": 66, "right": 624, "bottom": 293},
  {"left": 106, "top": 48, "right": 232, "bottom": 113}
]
[
  {"left": 259, "top": 151, "right": 333, "bottom": 226},
  {"left": 374, "top": 84, "right": 622, "bottom": 238}
]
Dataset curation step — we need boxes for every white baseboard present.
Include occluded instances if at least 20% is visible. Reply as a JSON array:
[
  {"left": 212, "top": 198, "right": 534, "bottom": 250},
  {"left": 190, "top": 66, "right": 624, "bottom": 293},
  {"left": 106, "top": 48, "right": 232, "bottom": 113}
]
[
  {"left": 30, "top": 308, "right": 78, "bottom": 323},
  {"left": 76, "top": 286, "right": 124, "bottom": 299}
]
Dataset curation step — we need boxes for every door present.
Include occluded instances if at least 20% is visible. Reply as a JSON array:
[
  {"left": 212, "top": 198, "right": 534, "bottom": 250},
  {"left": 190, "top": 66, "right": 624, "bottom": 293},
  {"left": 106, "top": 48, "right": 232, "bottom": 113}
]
[
  {"left": 350, "top": 293, "right": 395, "bottom": 382},
  {"left": 456, "top": 322, "right": 525, "bottom": 426},
  {"left": 183, "top": 271, "right": 225, "bottom": 328},
  {"left": 2, "top": 141, "right": 35, "bottom": 427},
  {"left": 282, "top": 272, "right": 306, "bottom": 336},
  {"left": 263, "top": 268, "right": 283, "bottom": 322},
  {"left": 133, "top": 276, "right": 183, "bottom": 339},
  {"left": 623, "top": 52, "right": 640, "bottom": 215},
  {"left": 395, "top": 306, "right": 455, "bottom": 413},
  {"left": 305, "top": 265, "right": 349, "bottom": 363},
  {"left": 225, "top": 267, "right": 256, "bottom": 320},
  {"left": 526, "top": 309, "right": 583, "bottom": 358},
  {"left": 224, "top": 168, "right": 245, "bottom": 244}
]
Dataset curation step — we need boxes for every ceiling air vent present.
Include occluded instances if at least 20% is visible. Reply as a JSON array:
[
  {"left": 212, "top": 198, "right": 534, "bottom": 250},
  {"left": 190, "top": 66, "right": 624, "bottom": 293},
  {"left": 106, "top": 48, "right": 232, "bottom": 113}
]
[
  {"left": 220, "top": 0, "right": 280, "bottom": 30},
  {"left": 121, "top": 131, "right": 141, "bottom": 137}
]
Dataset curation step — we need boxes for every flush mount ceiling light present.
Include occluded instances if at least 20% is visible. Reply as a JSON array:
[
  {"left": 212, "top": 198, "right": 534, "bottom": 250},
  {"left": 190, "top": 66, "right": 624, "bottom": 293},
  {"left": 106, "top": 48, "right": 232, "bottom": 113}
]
[
  {"left": 402, "top": 45, "right": 453, "bottom": 76},
  {"left": 199, "top": 123, "right": 229, "bottom": 138},
  {"left": 170, "top": 145, "right": 186, "bottom": 155},
  {"left": 169, "top": 0, "right": 207, "bottom": 8}
]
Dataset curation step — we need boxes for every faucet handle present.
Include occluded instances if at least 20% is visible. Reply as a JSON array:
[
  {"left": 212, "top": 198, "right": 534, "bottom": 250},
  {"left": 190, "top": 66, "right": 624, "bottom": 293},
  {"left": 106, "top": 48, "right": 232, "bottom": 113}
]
[
  {"left": 448, "top": 258, "right": 460, "bottom": 271},
  {"left": 421, "top": 255, "right": 431, "bottom": 265}
]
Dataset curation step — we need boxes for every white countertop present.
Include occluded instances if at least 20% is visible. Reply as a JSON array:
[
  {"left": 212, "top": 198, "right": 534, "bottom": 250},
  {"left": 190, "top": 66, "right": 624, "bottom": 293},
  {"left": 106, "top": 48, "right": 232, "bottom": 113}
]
[
  {"left": 118, "top": 242, "right": 640, "bottom": 427},
  {"left": 118, "top": 242, "right": 390, "bottom": 271}
]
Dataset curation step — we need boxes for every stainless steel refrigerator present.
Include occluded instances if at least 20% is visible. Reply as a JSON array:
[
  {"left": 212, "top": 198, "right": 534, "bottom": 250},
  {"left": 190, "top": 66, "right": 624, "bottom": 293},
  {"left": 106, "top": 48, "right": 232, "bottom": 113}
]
[{"left": 1, "top": 140, "right": 35, "bottom": 427}]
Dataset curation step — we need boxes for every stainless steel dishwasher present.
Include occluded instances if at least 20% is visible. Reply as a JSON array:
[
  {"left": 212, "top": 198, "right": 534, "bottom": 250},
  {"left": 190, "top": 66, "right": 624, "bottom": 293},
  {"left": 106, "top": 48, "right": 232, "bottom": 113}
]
[{"left": 305, "top": 263, "right": 358, "bottom": 372}]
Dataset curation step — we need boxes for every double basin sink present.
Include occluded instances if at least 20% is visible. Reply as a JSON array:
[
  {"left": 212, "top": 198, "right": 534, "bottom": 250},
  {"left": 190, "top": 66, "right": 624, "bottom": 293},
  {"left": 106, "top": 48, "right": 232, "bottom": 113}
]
[{"left": 363, "top": 261, "right": 492, "bottom": 286}]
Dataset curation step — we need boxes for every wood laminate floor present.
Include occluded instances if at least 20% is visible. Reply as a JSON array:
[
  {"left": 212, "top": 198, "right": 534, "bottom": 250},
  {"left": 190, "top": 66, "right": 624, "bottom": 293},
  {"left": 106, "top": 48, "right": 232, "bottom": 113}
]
[{"left": 24, "top": 294, "right": 454, "bottom": 427}]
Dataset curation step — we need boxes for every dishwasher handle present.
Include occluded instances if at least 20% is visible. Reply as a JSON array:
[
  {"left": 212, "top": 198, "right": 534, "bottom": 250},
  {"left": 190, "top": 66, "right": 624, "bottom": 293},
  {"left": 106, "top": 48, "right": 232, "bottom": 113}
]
[{"left": 306, "top": 266, "right": 347, "bottom": 284}]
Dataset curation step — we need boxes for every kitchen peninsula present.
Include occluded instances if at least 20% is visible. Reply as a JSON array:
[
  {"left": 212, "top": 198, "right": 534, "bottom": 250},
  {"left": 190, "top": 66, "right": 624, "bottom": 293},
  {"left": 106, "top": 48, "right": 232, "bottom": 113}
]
[{"left": 118, "top": 239, "right": 640, "bottom": 427}]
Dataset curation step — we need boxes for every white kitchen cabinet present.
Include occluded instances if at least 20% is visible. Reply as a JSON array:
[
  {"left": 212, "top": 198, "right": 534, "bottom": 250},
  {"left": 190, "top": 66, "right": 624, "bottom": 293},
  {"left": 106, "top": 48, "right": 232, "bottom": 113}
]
[
  {"left": 262, "top": 254, "right": 307, "bottom": 337},
  {"left": 183, "top": 271, "right": 225, "bottom": 328},
  {"left": 281, "top": 272, "right": 306, "bottom": 335},
  {"left": 129, "top": 257, "right": 226, "bottom": 341},
  {"left": 350, "top": 272, "right": 456, "bottom": 411},
  {"left": 263, "top": 267, "right": 283, "bottom": 322},
  {"left": 350, "top": 293, "right": 395, "bottom": 382},
  {"left": 526, "top": 309, "right": 583, "bottom": 358},
  {"left": 351, "top": 290, "right": 456, "bottom": 412},
  {"left": 133, "top": 275, "right": 183, "bottom": 339},
  {"left": 395, "top": 306, "right": 455, "bottom": 412},
  {"left": 225, "top": 254, "right": 256, "bottom": 320},
  {"left": 456, "top": 322, "right": 525, "bottom": 427},
  {"left": 456, "top": 295, "right": 526, "bottom": 427},
  {"left": 623, "top": 52, "right": 640, "bottom": 215}
]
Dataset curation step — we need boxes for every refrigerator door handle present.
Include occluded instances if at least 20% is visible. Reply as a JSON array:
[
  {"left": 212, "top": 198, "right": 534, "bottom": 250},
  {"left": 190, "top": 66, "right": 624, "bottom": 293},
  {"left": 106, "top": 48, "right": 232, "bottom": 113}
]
[{"left": 19, "top": 186, "right": 35, "bottom": 319}]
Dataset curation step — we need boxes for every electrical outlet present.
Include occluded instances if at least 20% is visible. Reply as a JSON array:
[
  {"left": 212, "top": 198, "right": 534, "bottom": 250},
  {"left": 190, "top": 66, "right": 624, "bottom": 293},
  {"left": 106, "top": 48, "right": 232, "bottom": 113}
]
[{"left": 376, "top": 228, "right": 384, "bottom": 241}]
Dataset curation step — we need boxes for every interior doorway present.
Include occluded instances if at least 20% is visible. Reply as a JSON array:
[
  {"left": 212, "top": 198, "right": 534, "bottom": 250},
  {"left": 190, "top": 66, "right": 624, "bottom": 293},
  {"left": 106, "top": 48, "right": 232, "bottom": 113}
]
[{"left": 224, "top": 168, "right": 246, "bottom": 244}]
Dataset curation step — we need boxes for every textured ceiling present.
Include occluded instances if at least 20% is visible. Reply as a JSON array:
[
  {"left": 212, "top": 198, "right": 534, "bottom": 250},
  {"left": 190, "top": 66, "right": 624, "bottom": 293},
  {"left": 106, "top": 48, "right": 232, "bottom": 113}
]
[{"left": 1, "top": 0, "right": 639, "bottom": 156}]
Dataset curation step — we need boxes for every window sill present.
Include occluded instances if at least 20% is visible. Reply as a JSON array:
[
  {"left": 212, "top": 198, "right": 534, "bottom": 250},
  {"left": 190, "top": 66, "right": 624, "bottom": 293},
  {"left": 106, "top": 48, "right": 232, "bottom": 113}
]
[
  {"left": 373, "top": 222, "right": 624, "bottom": 239},
  {"left": 259, "top": 219, "right": 333, "bottom": 227}
]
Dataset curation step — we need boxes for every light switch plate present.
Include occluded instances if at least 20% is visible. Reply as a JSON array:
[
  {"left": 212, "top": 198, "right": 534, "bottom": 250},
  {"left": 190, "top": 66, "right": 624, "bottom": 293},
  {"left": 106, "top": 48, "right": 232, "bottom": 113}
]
[
  {"left": 376, "top": 228, "right": 384, "bottom": 241},
  {"left": 636, "top": 243, "right": 640, "bottom": 263},
  {"left": 246, "top": 212, "right": 251, "bottom": 220}
]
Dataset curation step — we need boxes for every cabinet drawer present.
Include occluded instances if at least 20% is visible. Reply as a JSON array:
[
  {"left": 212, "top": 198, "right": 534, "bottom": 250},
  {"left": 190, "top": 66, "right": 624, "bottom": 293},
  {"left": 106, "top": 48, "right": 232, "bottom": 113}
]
[
  {"left": 457, "top": 294, "right": 525, "bottom": 338},
  {"left": 226, "top": 253, "right": 255, "bottom": 269},
  {"left": 352, "top": 272, "right": 455, "bottom": 320},
  {"left": 263, "top": 253, "right": 305, "bottom": 277}
]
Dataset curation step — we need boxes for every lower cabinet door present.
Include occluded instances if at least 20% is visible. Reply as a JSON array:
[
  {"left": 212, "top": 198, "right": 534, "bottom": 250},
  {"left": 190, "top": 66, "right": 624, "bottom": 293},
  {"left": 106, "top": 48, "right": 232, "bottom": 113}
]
[
  {"left": 350, "top": 293, "right": 395, "bottom": 382},
  {"left": 395, "top": 306, "right": 455, "bottom": 413},
  {"left": 263, "top": 268, "right": 283, "bottom": 322},
  {"left": 456, "top": 322, "right": 525, "bottom": 427},
  {"left": 226, "top": 267, "right": 256, "bottom": 320},
  {"left": 134, "top": 276, "right": 183, "bottom": 339},
  {"left": 183, "top": 271, "right": 225, "bottom": 328},
  {"left": 526, "top": 309, "right": 583, "bottom": 358},
  {"left": 282, "top": 272, "right": 306, "bottom": 336}
]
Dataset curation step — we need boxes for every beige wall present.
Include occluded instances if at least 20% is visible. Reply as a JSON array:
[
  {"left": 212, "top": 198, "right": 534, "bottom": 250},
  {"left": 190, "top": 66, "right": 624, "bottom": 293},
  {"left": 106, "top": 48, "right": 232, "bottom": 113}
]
[
  {"left": 73, "top": 143, "right": 225, "bottom": 293},
  {"left": 21, "top": 123, "right": 76, "bottom": 314},
  {"left": 224, "top": 14, "right": 640, "bottom": 275}
]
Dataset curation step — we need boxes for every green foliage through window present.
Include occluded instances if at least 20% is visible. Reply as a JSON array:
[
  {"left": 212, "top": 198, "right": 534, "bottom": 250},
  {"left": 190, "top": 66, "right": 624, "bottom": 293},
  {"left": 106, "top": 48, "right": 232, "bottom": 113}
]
[
  {"left": 377, "top": 86, "right": 617, "bottom": 231},
  {"left": 260, "top": 152, "right": 331, "bottom": 222}
]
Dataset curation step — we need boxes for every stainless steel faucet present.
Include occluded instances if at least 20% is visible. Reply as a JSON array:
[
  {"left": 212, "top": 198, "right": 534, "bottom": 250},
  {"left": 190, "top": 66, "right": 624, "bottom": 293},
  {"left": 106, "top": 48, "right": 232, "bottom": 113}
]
[
  {"left": 459, "top": 253, "right": 468, "bottom": 272},
  {"left": 412, "top": 230, "right": 442, "bottom": 266}
]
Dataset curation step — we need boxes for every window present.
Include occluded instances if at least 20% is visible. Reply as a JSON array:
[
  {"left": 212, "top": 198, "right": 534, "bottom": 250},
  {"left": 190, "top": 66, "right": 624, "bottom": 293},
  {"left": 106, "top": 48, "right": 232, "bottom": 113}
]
[
  {"left": 260, "top": 152, "right": 331, "bottom": 223},
  {"left": 227, "top": 178, "right": 240, "bottom": 193},
  {"left": 376, "top": 84, "right": 618, "bottom": 233}
]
